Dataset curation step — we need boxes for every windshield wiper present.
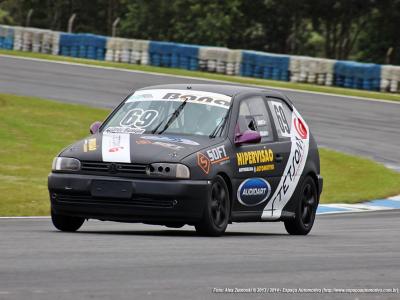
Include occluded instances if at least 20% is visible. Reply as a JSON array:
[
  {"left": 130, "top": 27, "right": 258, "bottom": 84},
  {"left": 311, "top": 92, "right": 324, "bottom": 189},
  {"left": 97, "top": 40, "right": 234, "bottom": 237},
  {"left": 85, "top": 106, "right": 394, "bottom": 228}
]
[
  {"left": 209, "top": 105, "right": 232, "bottom": 139},
  {"left": 152, "top": 97, "right": 189, "bottom": 135}
]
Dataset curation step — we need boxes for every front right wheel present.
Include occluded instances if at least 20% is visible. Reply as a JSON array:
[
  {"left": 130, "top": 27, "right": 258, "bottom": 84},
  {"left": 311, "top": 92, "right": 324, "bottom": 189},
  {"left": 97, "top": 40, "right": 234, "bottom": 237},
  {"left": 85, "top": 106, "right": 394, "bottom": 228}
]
[
  {"left": 284, "top": 176, "right": 318, "bottom": 235},
  {"left": 195, "top": 175, "right": 230, "bottom": 237}
]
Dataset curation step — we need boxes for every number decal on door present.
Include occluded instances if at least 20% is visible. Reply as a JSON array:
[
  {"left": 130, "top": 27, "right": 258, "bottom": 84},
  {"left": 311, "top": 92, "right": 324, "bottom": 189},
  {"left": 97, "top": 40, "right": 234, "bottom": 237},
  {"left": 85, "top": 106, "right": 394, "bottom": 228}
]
[{"left": 120, "top": 109, "right": 158, "bottom": 128}]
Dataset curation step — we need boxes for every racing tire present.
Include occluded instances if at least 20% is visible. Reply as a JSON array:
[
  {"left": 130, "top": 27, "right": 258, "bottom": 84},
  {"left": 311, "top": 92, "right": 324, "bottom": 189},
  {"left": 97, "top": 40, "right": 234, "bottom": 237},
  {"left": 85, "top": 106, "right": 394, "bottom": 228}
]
[
  {"left": 284, "top": 176, "right": 318, "bottom": 235},
  {"left": 195, "top": 175, "right": 230, "bottom": 237},
  {"left": 51, "top": 210, "right": 85, "bottom": 232}
]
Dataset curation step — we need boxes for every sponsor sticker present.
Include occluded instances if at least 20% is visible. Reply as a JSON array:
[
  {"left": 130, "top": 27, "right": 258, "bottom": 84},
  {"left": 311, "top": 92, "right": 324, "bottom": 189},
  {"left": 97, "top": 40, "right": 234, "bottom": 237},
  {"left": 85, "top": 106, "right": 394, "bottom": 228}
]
[
  {"left": 83, "top": 138, "right": 97, "bottom": 152},
  {"left": 262, "top": 108, "right": 310, "bottom": 220},
  {"left": 237, "top": 178, "right": 272, "bottom": 207},
  {"left": 126, "top": 89, "right": 232, "bottom": 109},
  {"left": 102, "top": 134, "right": 131, "bottom": 163},
  {"left": 136, "top": 139, "right": 184, "bottom": 151},
  {"left": 238, "top": 164, "right": 275, "bottom": 173},
  {"left": 197, "top": 145, "right": 230, "bottom": 174},
  {"left": 104, "top": 127, "right": 145, "bottom": 134},
  {"left": 141, "top": 135, "right": 199, "bottom": 146},
  {"left": 236, "top": 149, "right": 274, "bottom": 166}
]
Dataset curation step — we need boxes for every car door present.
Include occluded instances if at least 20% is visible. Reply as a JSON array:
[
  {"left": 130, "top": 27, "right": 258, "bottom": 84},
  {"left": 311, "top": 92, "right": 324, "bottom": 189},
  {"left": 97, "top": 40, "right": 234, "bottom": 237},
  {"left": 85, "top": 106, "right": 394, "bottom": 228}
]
[{"left": 232, "top": 95, "right": 292, "bottom": 213}]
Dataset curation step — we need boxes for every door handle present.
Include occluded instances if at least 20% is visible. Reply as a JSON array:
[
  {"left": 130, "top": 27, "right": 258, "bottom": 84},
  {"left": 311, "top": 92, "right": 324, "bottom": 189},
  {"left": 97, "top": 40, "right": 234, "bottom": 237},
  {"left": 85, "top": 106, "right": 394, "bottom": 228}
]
[{"left": 275, "top": 154, "right": 283, "bottom": 163}]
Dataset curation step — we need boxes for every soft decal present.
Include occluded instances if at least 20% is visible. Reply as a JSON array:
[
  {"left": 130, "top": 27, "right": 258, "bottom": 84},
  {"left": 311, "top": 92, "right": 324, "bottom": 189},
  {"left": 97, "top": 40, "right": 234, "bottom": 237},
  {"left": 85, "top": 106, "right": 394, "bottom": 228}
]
[
  {"left": 104, "top": 127, "right": 145, "bottom": 134},
  {"left": 102, "top": 134, "right": 131, "bottom": 163},
  {"left": 141, "top": 135, "right": 199, "bottom": 146},
  {"left": 83, "top": 138, "right": 97, "bottom": 152},
  {"left": 237, "top": 178, "right": 272, "bottom": 207},
  {"left": 126, "top": 89, "right": 232, "bottom": 109},
  {"left": 262, "top": 108, "right": 310, "bottom": 220},
  {"left": 197, "top": 145, "right": 230, "bottom": 174},
  {"left": 236, "top": 148, "right": 275, "bottom": 173}
]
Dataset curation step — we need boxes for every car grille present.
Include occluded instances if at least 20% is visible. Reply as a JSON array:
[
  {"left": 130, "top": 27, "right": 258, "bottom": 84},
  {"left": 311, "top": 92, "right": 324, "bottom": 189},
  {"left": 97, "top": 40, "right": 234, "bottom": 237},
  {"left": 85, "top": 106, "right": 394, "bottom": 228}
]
[
  {"left": 80, "top": 161, "right": 147, "bottom": 177},
  {"left": 54, "top": 193, "right": 175, "bottom": 208}
]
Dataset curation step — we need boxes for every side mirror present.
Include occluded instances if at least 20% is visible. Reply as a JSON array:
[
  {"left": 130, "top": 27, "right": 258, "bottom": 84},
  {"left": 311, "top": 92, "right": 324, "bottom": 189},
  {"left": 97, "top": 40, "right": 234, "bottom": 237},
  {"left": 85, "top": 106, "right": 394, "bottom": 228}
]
[
  {"left": 90, "top": 121, "right": 102, "bottom": 134},
  {"left": 234, "top": 130, "right": 261, "bottom": 145}
]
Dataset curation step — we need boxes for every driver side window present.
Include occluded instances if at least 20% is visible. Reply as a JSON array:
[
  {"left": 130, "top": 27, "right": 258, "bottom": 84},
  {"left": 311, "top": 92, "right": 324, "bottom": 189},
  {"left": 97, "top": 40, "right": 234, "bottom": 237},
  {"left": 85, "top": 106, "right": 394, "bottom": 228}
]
[{"left": 238, "top": 96, "right": 273, "bottom": 142}]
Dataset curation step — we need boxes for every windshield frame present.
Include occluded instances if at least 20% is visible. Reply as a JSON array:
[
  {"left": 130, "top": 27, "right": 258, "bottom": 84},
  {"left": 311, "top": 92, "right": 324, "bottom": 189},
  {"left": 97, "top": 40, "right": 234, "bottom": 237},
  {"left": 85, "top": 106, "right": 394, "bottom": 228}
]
[{"left": 99, "top": 90, "right": 233, "bottom": 138}]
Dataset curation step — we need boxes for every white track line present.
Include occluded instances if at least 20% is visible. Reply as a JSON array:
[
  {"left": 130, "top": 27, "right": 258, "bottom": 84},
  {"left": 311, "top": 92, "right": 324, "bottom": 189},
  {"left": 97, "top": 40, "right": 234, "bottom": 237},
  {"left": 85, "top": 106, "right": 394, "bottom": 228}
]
[{"left": 1, "top": 54, "right": 399, "bottom": 105}]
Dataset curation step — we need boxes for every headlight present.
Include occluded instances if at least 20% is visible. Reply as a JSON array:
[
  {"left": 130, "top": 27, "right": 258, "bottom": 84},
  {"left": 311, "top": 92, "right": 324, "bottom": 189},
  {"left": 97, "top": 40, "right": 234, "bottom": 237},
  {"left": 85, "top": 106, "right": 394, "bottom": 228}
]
[
  {"left": 147, "top": 163, "right": 190, "bottom": 179},
  {"left": 52, "top": 157, "right": 81, "bottom": 171}
]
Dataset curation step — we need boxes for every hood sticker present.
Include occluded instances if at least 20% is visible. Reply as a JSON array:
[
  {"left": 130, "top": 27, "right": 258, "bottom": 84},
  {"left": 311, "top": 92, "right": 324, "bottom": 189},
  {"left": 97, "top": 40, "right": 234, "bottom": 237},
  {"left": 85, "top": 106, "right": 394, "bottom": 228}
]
[
  {"left": 83, "top": 138, "right": 97, "bottom": 152},
  {"left": 104, "top": 127, "right": 145, "bottom": 135},
  {"left": 141, "top": 135, "right": 199, "bottom": 146},
  {"left": 102, "top": 134, "right": 131, "bottom": 163},
  {"left": 136, "top": 139, "right": 184, "bottom": 151},
  {"left": 261, "top": 108, "right": 310, "bottom": 220}
]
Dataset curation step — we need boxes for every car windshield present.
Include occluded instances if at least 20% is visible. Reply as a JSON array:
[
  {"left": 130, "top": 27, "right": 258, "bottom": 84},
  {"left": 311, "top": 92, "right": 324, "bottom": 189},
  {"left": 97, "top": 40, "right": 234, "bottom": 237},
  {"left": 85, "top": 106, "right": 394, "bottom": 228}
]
[{"left": 102, "top": 89, "right": 232, "bottom": 137}]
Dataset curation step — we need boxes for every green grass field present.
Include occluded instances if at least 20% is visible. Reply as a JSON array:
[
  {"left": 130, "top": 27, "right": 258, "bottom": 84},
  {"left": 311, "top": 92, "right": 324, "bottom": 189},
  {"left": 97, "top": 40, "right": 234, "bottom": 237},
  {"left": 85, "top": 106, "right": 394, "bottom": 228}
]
[
  {"left": 1, "top": 49, "right": 400, "bottom": 103},
  {"left": 0, "top": 93, "right": 399, "bottom": 216}
]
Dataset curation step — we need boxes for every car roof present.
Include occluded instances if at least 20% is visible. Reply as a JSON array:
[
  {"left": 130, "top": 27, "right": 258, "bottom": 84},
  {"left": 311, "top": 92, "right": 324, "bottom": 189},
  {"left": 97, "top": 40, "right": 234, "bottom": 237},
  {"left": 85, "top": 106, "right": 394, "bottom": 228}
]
[{"left": 138, "top": 84, "right": 286, "bottom": 98}]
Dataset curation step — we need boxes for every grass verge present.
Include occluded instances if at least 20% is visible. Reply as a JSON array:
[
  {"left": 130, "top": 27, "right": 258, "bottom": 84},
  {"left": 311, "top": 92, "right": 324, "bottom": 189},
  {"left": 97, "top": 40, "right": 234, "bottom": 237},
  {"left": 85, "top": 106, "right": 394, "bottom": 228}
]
[
  {"left": 1, "top": 49, "right": 400, "bottom": 103},
  {"left": 0, "top": 93, "right": 399, "bottom": 215}
]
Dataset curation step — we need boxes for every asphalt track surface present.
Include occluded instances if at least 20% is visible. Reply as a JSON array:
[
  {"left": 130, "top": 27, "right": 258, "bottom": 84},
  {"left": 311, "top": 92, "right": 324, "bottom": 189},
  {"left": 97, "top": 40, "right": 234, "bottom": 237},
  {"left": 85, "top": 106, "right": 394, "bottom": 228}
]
[
  {"left": 1, "top": 55, "right": 400, "bottom": 300},
  {"left": 0, "top": 211, "right": 399, "bottom": 300},
  {"left": 0, "top": 55, "right": 399, "bottom": 170}
]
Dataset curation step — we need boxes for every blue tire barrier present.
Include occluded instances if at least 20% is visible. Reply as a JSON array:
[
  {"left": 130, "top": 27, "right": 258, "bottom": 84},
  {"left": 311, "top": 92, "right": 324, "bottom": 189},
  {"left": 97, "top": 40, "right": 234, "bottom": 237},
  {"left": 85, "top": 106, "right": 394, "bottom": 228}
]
[{"left": 2, "top": 25, "right": 399, "bottom": 93}]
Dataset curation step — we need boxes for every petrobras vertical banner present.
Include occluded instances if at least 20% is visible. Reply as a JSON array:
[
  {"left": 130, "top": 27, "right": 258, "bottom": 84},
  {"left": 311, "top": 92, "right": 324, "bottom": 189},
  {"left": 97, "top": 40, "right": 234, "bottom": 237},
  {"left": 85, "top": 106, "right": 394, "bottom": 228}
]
[{"left": 262, "top": 107, "right": 310, "bottom": 220}]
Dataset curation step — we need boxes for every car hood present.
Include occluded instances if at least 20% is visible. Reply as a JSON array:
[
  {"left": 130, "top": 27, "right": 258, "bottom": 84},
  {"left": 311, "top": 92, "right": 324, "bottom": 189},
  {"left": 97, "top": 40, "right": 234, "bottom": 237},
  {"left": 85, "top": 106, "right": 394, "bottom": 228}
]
[{"left": 60, "top": 133, "right": 225, "bottom": 164}]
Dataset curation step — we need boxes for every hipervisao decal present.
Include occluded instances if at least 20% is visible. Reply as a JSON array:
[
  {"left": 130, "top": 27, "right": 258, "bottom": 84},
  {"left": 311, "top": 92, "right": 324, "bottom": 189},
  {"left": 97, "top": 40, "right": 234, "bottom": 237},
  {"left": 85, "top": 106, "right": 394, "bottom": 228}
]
[
  {"left": 197, "top": 145, "right": 230, "bottom": 174},
  {"left": 120, "top": 109, "right": 158, "bottom": 128},
  {"left": 141, "top": 135, "right": 199, "bottom": 146},
  {"left": 104, "top": 127, "right": 145, "bottom": 134},
  {"left": 83, "top": 138, "right": 97, "bottom": 152},
  {"left": 262, "top": 108, "right": 310, "bottom": 220},
  {"left": 237, "top": 178, "right": 272, "bottom": 207},
  {"left": 236, "top": 149, "right": 274, "bottom": 166},
  {"left": 102, "top": 134, "right": 131, "bottom": 163}
]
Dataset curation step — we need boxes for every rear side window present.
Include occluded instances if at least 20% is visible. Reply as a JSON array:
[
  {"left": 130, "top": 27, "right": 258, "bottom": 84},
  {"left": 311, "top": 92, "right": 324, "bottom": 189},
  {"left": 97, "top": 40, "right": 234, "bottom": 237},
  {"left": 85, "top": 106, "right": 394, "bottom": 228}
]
[
  {"left": 238, "top": 96, "right": 273, "bottom": 142},
  {"left": 268, "top": 98, "right": 292, "bottom": 139}
]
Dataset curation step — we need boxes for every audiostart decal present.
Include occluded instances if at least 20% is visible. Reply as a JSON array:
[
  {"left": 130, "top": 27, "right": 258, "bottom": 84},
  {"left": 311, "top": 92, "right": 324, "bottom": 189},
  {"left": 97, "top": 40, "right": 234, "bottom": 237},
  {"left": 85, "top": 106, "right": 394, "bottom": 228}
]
[{"left": 262, "top": 108, "right": 310, "bottom": 220}]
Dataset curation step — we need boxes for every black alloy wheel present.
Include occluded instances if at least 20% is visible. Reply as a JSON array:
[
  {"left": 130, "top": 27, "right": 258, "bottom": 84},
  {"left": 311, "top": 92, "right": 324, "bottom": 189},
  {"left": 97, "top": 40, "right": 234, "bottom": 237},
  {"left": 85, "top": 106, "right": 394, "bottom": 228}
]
[{"left": 195, "top": 175, "right": 230, "bottom": 236}]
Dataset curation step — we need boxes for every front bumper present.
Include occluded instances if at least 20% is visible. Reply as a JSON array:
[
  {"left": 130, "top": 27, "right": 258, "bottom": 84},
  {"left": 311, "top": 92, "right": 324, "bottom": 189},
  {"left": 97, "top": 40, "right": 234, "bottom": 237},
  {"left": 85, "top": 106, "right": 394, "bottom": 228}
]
[{"left": 48, "top": 173, "right": 210, "bottom": 224}]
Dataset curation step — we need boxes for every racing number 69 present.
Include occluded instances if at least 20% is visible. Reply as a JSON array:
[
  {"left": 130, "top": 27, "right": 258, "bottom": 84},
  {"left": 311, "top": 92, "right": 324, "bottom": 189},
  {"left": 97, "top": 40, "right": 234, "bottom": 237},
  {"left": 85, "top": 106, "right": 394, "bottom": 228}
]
[
  {"left": 273, "top": 104, "right": 290, "bottom": 135},
  {"left": 120, "top": 109, "right": 158, "bottom": 128}
]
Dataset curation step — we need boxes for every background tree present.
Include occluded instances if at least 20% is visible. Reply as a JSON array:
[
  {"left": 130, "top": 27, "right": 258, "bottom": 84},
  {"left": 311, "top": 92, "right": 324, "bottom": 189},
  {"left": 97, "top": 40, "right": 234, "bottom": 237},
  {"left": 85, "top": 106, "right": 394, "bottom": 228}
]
[{"left": 0, "top": 0, "right": 399, "bottom": 64}]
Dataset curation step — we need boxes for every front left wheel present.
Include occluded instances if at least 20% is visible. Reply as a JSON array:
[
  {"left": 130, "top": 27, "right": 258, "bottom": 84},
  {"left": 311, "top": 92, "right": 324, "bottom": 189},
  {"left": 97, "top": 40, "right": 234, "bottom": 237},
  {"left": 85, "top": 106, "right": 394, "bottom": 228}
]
[
  {"left": 51, "top": 210, "right": 85, "bottom": 232},
  {"left": 195, "top": 175, "right": 230, "bottom": 236}
]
